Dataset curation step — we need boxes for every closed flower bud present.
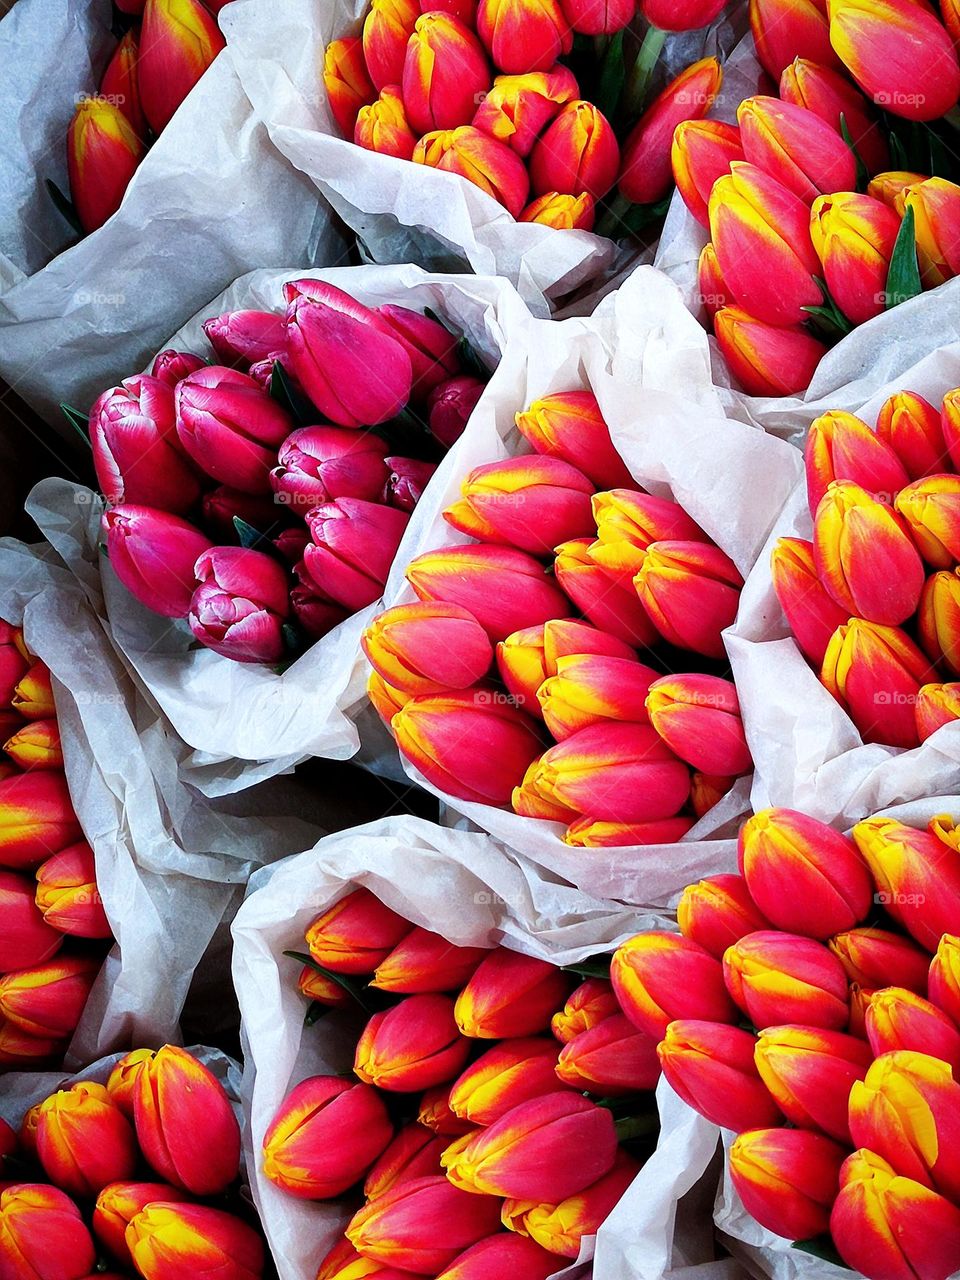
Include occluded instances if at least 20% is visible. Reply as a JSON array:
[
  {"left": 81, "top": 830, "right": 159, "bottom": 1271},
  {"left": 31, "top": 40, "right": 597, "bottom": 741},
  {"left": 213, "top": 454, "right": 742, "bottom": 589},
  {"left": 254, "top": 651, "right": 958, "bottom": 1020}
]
[
  {"left": 555, "top": 539, "right": 658, "bottom": 646},
  {"left": 363, "top": 1124, "right": 448, "bottom": 1199},
  {"left": 445, "top": 454, "right": 595, "bottom": 553},
  {"left": 138, "top": 0, "right": 225, "bottom": 132},
  {"left": 749, "top": 0, "right": 839, "bottom": 80},
  {"left": 12, "top": 660, "right": 55, "bottom": 720},
  {"left": 770, "top": 536, "right": 849, "bottom": 666},
  {"left": 754, "top": 1024, "right": 872, "bottom": 1142},
  {"left": 698, "top": 243, "right": 729, "bottom": 320},
  {"left": 690, "top": 771, "right": 735, "bottom": 818},
  {"left": 202, "top": 488, "right": 282, "bottom": 543},
  {"left": 672, "top": 118, "right": 745, "bottom": 229},
  {"left": 303, "top": 499, "right": 409, "bottom": 613},
  {"left": 520, "top": 190, "right": 595, "bottom": 233},
  {"left": 0, "top": 870, "right": 62, "bottom": 971},
  {"left": 659, "top": 1020, "right": 783, "bottom": 1132},
  {"left": 552, "top": 978, "right": 618, "bottom": 1042},
  {"left": 811, "top": 191, "right": 906, "bottom": 324},
  {"left": 905, "top": 177, "right": 960, "bottom": 287},
  {"left": 454, "top": 953, "right": 568, "bottom": 1042},
  {"left": 188, "top": 547, "right": 289, "bottom": 665},
  {"left": 530, "top": 100, "right": 619, "bottom": 201},
  {"left": 635, "top": 539, "right": 743, "bottom": 659},
  {"left": 202, "top": 310, "right": 285, "bottom": 366},
  {"left": 376, "top": 305, "right": 462, "bottom": 400},
  {"left": 805, "top": 410, "right": 910, "bottom": 516},
  {"left": 0, "top": 955, "right": 99, "bottom": 1041},
  {"left": 916, "top": 681, "right": 960, "bottom": 741},
  {"left": 67, "top": 98, "right": 144, "bottom": 235},
  {"left": 324, "top": 36, "right": 376, "bottom": 137},
  {"left": 646, "top": 674, "right": 751, "bottom": 777},
  {"left": 305, "top": 888, "right": 412, "bottom": 974},
  {"left": 355, "top": 993, "right": 471, "bottom": 1091},
  {"left": 93, "top": 1182, "right": 189, "bottom": 1265},
  {"left": 611, "top": 932, "right": 737, "bottom": 1039},
  {"left": 125, "top": 1203, "right": 264, "bottom": 1280},
  {"left": 428, "top": 374, "right": 485, "bottom": 448},
  {"left": 367, "top": 670, "right": 411, "bottom": 724},
  {"left": 738, "top": 96, "right": 857, "bottom": 204},
  {"left": 435, "top": 1234, "right": 559, "bottom": 1279},
  {"left": 677, "top": 874, "right": 770, "bottom": 959},
  {"left": 865, "top": 988, "right": 960, "bottom": 1070},
  {"left": 780, "top": 57, "right": 889, "bottom": 176},
  {"left": 0, "top": 622, "right": 28, "bottom": 705},
  {"left": 449, "top": 1037, "right": 565, "bottom": 1123},
  {"left": 36, "top": 1082, "right": 138, "bottom": 1198},
  {"left": 271, "top": 425, "right": 389, "bottom": 510},
  {"left": 713, "top": 306, "right": 827, "bottom": 397},
  {"left": 896, "top": 473, "right": 960, "bottom": 567},
  {"left": 0, "top": 1022, "right": 61, "bottom": 1067},
  {"left": 496, "top": 625, "right": 549, "bottom": 713},
  {"left": 943, "top": 387, "right": 960, "bottom": 472},
  {"left": 564, "top": 815, "right": 695, "bottom": 846},
  {"left": 175, "top": 366, "right": 292, "bottom": 493},
  {"left": 473, "top": 67, "right": 578, "bottom": 156},
  {"left": 730, "top": 1127, "right": 847, "bottom": 1240},
  {"left": 0, "top": 1184, "right": 97, "bottom": 1280},
  {"left": 355, "top": 86, "right": 417, "bottom": 160},
  {"left": 297, "top": 965, "right": 351, "bottom": 1008},
  {"left": 107, "top": 1049, "right": 155, "bottom": 1116},
  {"left": 830, "top": 926, "right": 931, "bottom": 994},
  {"left": 868, "top": 169, "right": 926, "bottom": 209},
  {"left": 555, "top": 1012, "right": 660, "bottom": 1094},
  {"left": 929, "top": 933, "right": 960, "bottom": 1024},
  {"left": 821, "top": 618, "right": 932, "bottom": 748},
  {"left": 538, "top": 653, "right": 658, "bottom": 740},
  {"left": 876, "top": 391, "right": 948, "bottom": 480},
  {"left": 100, "top": 29, "right": 145, "bottom": 136},
  {"left": 414, "top": 125, "right": 530, "bottom": 214},
  {"left": 723, "top": 931, "right": 850, "bottom": 1030},
  {"left": 516, "top": 390, "right": 633, "bottom": 489},
  {"left": 590, "top": 489, "right": 709, "bottom": 583},
  {"left": 363, "top": 0, "right": 420, "bottom": 91},
  {"left": 504, "top": 1150, "right": 640, "bottom": 1259},
  {"left": 371, "top": 928, "right": 486, "bottom": 993},
  {"left": 4, "top": 718, "right": 61, "bottom": 770},
  {"left": 476, "top": 0, "right": 572, "bottom": 74},
  {"left": 418, "top": 1085, "right": 474, "bottom": 1135},
  {"left": 403, "top": 14, "right": 490, "bottom": 135},
  {"left": 852, "top": 816, "right": 960, "bottom": 953},
  {"left": 0, "top": 772, "right": 83, "bottom": 870},
  {"left": 151, "top": 349, "right": 206, "bottom": 385}
]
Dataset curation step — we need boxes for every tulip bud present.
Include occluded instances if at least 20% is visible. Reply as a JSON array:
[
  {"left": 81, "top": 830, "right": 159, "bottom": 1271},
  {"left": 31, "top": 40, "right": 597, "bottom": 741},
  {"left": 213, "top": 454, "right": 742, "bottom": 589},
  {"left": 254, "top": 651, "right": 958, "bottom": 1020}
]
[
  {"left": 139, "top": 0, "right": 225, "bottom": 129},
  {"left": 355, "top": 993, "right": 471, "bottom": 1091},
  {"left": 829, "top": 0, "right": 960, "bottom": 122},
  {"left": 175, "top": 365, "right": 292, "bottom": 493},
  {"left": 443, "top": 1092, "right": 617, "bottom": 1200},
  {"left": 188, "top": 547, "right": 289, "bottom": 664},
  {"left": 446, "top": 455, "right": 595, "bottom": 553},
  {"left": 529, "top": 100, "right": 619, "bottom": 200},
  {"left": 90, "top": 373, "right": 202, "bottom": 514},
  {"left": 134, "top": 1045, "right": 241, "bottom": 1195},
  {"left": 829, "top": 926, "right": 931, "bottom": 994},
  {"left": 869, "top": 169, "right": 926, "bottom": 209},
  {"left": 348, "top": 1176, "right": 503, "bottom": 1272},
  {"left": 555, "top": 1012, "right": 660, "bottom": 1094},
  {"left": 903, "top": 176, "right": 960, "bottom": 288},
  {"left": 865, "top": 988, "right": 960, "bottom": 1070},
  {"left": 100, "top": 29, "right": 145, "bottom": 137},
  {"left": 414, "top": 125, "right": 530, "bottom": 215},
  {"left": 555, "top": 539, "right": 658, "bottom": 646},
  {"left": 363, "top": 0, "right": 420, "bottom": 93},
  {"left": 200, "top": 488, "right": 281, "bottom": 543},
  {"left": 323, "top": 36, "right": 376, "bottom": 137},
  {"left": 377, "top": 307, "right": 463, "bottom": 403},
  {"left": 543, "top": 617, "right": 637, "bottom": 673},
  {"left": 780, "top": 57, "right": 889, "bottom": 175},
  {"left": 449, "top": 1037, "right": 566, "bottom": 1123},
  {"left": 107, "top": 1048, "right": 156, "bottom": 1116},
  {"left": 852, "top": 816, "right": 960, "bottom": 953},
  {"left": 473, "top": 67, "right": 578, "bottom": 156},
  {"left": 810, "top": 191, "right": 905, "bottom": 323},
  {"left": 151, "top": 349, "right": 206, "bottom": 385},
  {"left": 738, "top": 96, "right": 857, "bottom": 204},
  {"left": 550, "top": 979, "right": 616, "bottom": 1044},
  {"left": 770, "top": 536, "right": 849, "bottom": 666},
  {"left": 456, "top": 950, "right": 570, "bottom": 1039},
  {"left": 491, "top": 625, "right": 547, "bottom": 716},
  {"left": 564, "top": 815, "right": 695, "bottom": 846},
  {"left": 0, "top": 1021, "right": 61, "bottom": 1067},
  {"left": 754, "top": 1024, "right": 871, "bottom": 1142},
  {"left": 659, "top": 1020, "right": 782, "bottom": 1132},
  {"left": 371, "top": 928, "right": 486, "bottom": 993},
  {"left": 611, "top": 932, "right": 737, "bottom": 1039},
  {"left": 200, "top": 312, "right": 283, "bottom": 368},
  {"left": 671, "top": 119, "right": 745, "bottom": 229},
  {"left": 354, "top": 85, "right": 417, "bottom": 160},
  {"left": 283, "top": 280, "right": 414, "bottom": 428},
  {"left": 316, "top": 1236, "right": 411, "bottom": 1279},
  {"left": 504, "top": 1150, "right": 641, "bottom": 1260},
  {"left": 916, "top": 681, "right": 960, "bottom": 740},
  {"left": 364, "top": 1124, "right": 448, "bottom": 1199},
  {"left": 436, "top": 1234, "right": 559, "bottom": 1279},
  {"left": 538, "top": 653, "right": 658, "bottom": 740},
  {"left": 730, "top": 1127, "right": 847, "bottom": 1240},
  {"left": 896, "top": 473, "right": 960, "bottom": 568},
  {"left": 4, "top": 718, "right": 61, "bottom": 770},
  {"left": 271, "top": 426, "right": 388, "bottom": 512},
  {"left": 876, "top": 391, "right": 948, "bottom": 480},
  {"left": 561, "top": 0, "right": 633, "bottom": 32},
  {"left": 416, "top": 1085, "right": 473, "bottom": 1136},
  {"left": 646, "top": 674, "right": 751, "bottom": 778},
  {"left": 929, "top": 933, "right": 960, "bottom": 1024},
  {"left": 713, "top": 306, "right": 828, "bottom": 397},
  {"left": 0, "top": 623, "right": 29, "bottom": 705},
  {"left": 590, "top": 489, "right": 709, "bottom": 583},
  {"left": 749, "top": 0, "right": 840, "bottom": 79},
  {"left": 125, "top": 1203, "right": 264, "bottom": 1280},
  {"left": 428, "top": 374, "right": 484, "bottom": 448},
  {"left": 67, "top": 98, "right": 144, "bottom": 235},
  {"left": 821, "top": 618, "right": 932, "bottom": 748},
  {"left": 0, "top": 870, "right": 62, "bottom": 970},
  {"left": 297, "top": 964, "right": 351, "bottom": 1009},
  {"left": 690, "top": 771, "right": 734, "bottom": 818},
  {"left": 35, "top": 1082, "right": 137, "bottom": 1198},
  {"left": 12, "top": 660, "right": 55, "bottom": 720},
  {"left": 262, "top": 1075, "right": 393, "bottom": 1198},
  {"left": 303, "top": 498, "right": 409, "bottom": 613},
  {"left": 0, "top": 772, "right": 83, "bottom": 870},
  {"left": 306, "top": 890, "right": 411, "bottom": 976},
  {"left": 516, "top": 390, "right": 633, "bottom": 488},
  {"left": 402, "top": 14, "right": 490, "bottom": 135},
  {"left": 93, "top": 1182, "right": 190, "bottom": 1264},
  {"left": 367, "top": 670, "right": 411, "bottom": 725},
  {"left": 0, "top": 1184, "right": 97, "bottom": 1279},
  {"left": 476, "top": 0, "right": 572, "bottom": 74},
  {"left": 724, "top": 931, "right": 850, "bottom": 1030},
  {"left": 738, "top": 808, "right": 873, "bottom": 939},
  {"left": 619, "top": 58, "right": 723, "bottom": 206},
  {"left": 363, "top": 602, "right": 494, "bottom": 697},
  {"left": 635, "top": 539, "right": 743, "bottom": 659},
  {"left": 0, "top": 953, "right": 100, "bottom": 1043},
  {"left": 806, "top": 410, "right": 910, "bottom": 517},
  {"left": 677, "top": 874, "right": 770, "bottom": 959},
  {"left": 698, "top": 243, "right": 729, "bottom": 320}
]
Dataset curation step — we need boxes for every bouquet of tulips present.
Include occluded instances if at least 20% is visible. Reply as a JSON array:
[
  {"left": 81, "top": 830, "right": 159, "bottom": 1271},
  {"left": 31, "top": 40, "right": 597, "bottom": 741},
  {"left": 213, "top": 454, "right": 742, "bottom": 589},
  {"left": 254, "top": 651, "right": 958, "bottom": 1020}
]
[
  {"left": 0, "top": 624, "right": 112, "bottom": 1072},
  {"left": 0, "top": 1045, "right": 264, "bottom": 1280},
  {"left": 615, "top": 804, "right": 960, "bottom": 1280}
]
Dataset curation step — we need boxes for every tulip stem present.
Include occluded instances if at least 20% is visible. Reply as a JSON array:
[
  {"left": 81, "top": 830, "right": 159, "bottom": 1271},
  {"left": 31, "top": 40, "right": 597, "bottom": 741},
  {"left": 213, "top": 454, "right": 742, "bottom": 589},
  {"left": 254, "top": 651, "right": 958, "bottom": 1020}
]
[
  {"left": 621, "top": 25, "right": 667, "bottom": 121},
  {"left": 613, "top": 1114, "right": 659, "bottom": 1141},
  {"left": 595, "top": 192, "right": 633, "bottom": 241}
]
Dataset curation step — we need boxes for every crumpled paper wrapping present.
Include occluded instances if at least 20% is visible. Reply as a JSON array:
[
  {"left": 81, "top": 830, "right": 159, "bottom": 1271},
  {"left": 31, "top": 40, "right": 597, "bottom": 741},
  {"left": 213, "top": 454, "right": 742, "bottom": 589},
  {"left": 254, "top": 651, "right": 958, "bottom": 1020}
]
[
  {"left": 0, "top": 516, "right": 327, "bottom": 1065},
  {"left": 355, "top": 264, "right": 802, "bottom": 898},
  {"left": 0, "top": 0, "right": 342, "bottom": 429},
  {"left": 727, "top": 348, "right": 960, "bottom": 828},
  {"left": 63, "top": 263, "right": 528, "bottom": 798},
  {"left": 232, "top": 813, "right": 677, "bottom": 1280}
]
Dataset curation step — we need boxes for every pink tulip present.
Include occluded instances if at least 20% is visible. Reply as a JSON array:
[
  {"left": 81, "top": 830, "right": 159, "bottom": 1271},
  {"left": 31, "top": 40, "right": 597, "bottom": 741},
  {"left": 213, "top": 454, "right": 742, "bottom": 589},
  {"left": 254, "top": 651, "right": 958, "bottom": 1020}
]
[
  {"left": 175, "top": 366, "right": 293, "bottom": 493},
  {"left": 150, "top": 350, "right": 206, "bottom": 385},
  {"left": 188, "top": 547, "right": 290, "bottom": 663},
  {"left": 304, "top": 499, "right": 410, "bottom": 611},
  {"left": 270, "top": 426, "right": 390, "bottom": 510},
  {"left": 104, "top": 505, "right": 212, "bottom": 618},
  {"left": 428, "top": 375, "right": 485, "bottom": 448},
  {"left": 383, "top": 457, "right": 438, "bottom": 512},
  {"left": 376, "top": 305, "right": 462, "bottom": 398},
  {"left": 202, "top": 310, "right": 286, "bottom": 365}
]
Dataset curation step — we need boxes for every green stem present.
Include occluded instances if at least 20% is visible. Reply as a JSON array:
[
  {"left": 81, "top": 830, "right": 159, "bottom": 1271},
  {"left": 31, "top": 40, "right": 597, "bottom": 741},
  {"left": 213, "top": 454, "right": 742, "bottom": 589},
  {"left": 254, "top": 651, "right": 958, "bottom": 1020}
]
[
  {"left": 595, "top": 191, "right": 633, "bottom": 241},
  {"left": 594, "top": 33, "right": 611, "bottom": 58},
  {"left": 621, "top": 25, "right": 667, "bottom": 121},
  {"left": 614, "top": 1114, "right": 660, "bottom": 1142}
]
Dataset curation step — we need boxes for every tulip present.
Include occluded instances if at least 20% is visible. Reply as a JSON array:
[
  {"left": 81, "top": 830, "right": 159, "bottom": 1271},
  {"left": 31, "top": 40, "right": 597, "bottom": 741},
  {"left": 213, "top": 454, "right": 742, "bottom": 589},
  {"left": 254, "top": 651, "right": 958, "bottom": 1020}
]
[
  {"left": 708, "top": 164, "right": 820, "bottom": 329},
  {"left": 943, "top": 388, "right": 960, "bottom": 472},
  {"left": 418, "top": 1086, "right": 473, "bottom": 1136},
  {"left": 0, "top": 870, "right": 62, "bottom": 970},
  {"left": 548, "top": 980, "right": 615, "bottom": 1044},
  {"left": 66, "top": 98, "right": 144, "bottom": 235},
  {"left": 271, "top": 427, "right": 388, "bottom": 512},
  {"left": 363, "top": 0, "right": 420, "bottom": 93},
  {"left": 555, "top": 1012, "right": 660, "bottom": 1094},
  {"left": 738, "top": 808, "right": 873, "bottom": 939},
  {"left": 676, "top": 873, "right": 770, "bottom": 959},
  {"left": 869, "top": 169, "right": 927, "bottom": 209},
  {"left": 639, "top": 0, "right": 726, "bottom": 27},
  {"left": 363, "top": 603, "right": 494, "bottom": 698},
  {"left": 516, "top": 390, "right": 632, "bottom": 488},
  {"left": 413, "top": 126, "right": 530, "bottom": 215},
  {"left": 904, "top": 177, "right": 960, "bottom": 288},
  {"left": 0, "top": 1020, "right": 60, "bottom": 1067},
  {"left": 448, "top": 1037, "right": 564, "bottom": 1124},
  {"left": 34, "top": 1082, "right": 137, "bottom": 1198},
  {"left": 125, "top": 1203, "right": 264, "bottom": 1280},
  {"left": 377, "top": 306, "right": 463, "bottom": 400},
  {"left": 865, "top": 988, "right": 960, "bottom": 1070},
  {"left": 371, "top": 928, "right": 486, "bottom": 993},
  {"left": 0, "top": 1184, "right": 97, "bottom": 1279},
  {"left": 305, "top": 888, "right": 412, "bottom": 973},
  {"left": 724, "top": 931, "right": 850, "bottom": 1030},
  {"left": 435, "top": 1234, "right": 559, "bottom": 1279},
  {"left": 188, "top": 546, "right": 289, "bottom": 664},
  {"left": 853, "top": 816, "right": 960, "bottom": 952},
  {"left": 780, "top": 57, "right": 889, "bottom": 176},
  {"left": 323, "top": 36, "right": 376, "bottom": 137},
  {"left": 107, "top": 1049, "right": 156, "bottom": 1116},
  {"left": 738, "top": 96, "right": 858, "bottom": 205},
  {"left": 297, "top": 964, "right": 351, "bottom": 1008},
  {"left": 407, "top": 543, "right": 572, "bottom": 642},
  {"left": 538, "top": 654, "right": 658, "bottom": 740},
  {"left": 0, "top": 772, "right": 83, "bottom": 870},
  {"left": 446, "top": 455, "right": 595, "bottom": 553},
  {"left": 830, "top": 926, "right": 931, "bottom": 994},
  {"left": 754, "top": 1024, "right": 871, "bottom": 1142},
  {"left": 590, "top": 488, "right": 709, "bottom": 582},
  {"left": 200, "top": 313, "right": 282, "bottom": 368},
  {"left": 456, "top": 951, "right": 570, "bottom": 1041},
  {"left": 491, "top": 626, "right": 547, "bottom": 715},
  {"left": 443, "top": 1092, "right": 617, "bottom": 1199},
  {"left": 698, "top": 243, "right": 729, "bottom": 320},
  {"left": 828, "top": 0, "right": 960, "bottom": 122},
  {"left": 729, "top": 1127, "right": 847, "bottom": 1240},
  {"left": 821, "top": 618, "right": 932, "bottom": 748},
  {"left": 262, "top": 1075, "right": 393, "bottom": 1198},
  {"left": 150, "top": 349, "right": 206, "bottom": 385},
  {"left": 916, "top": 681, "right": 960, "bottom": 740},
  {"left": 316, "top": 1236, "right": 411, "bottom": 1278},
  {"left": 364, "top": 1124, "right": 448, "bottom": 1199},
  {"left": 201, "top": 488, "right": 282, "bottom": 542},
  {"left": 354, "top": 86, "right": 417, "bottom": 160},
  {"left": 929, "top": 933, "right": 960, "bottom": 1025},
  {"left": 611, "top": 932, "right": 737, "bottom": 1039},
  {"left": 529, "top": 100, "right": 619, "bottom": 201},
  {"left": 564, "top": 815, "right": 695, "bottom": 846},
  {"left": 0, "top": 954, "right": 100, "bottom": 1040},
  {"left": 562, "top": 0, "right": 633, "bottom": 33},
  {"left": 473, "top": 67, "right": 579, "bottom": 156},
  {"left": 402, "top": 14, "right": 490, "bottom": 135},
  {"left": 770, "top": 536, "right": 849, "bottom": 666},
  {"left": 542, "top": 617, "right": 637, "bottom": 673},
  {"left": 690, "top": 770, "right": 734, "bottom": 818},
  {"left": 290, "top": 580, "right": 348, "bottom": 641},
  {"left": 646, "top": 674, "right": 751, "bottom": 777},
  {"left": 876, "top": 391, "right": 948, "bottom": 480},
  {"left": 0, "top": 623, "right": 28, "bottom": 705},
  {"left": 555, "top": 539, "right": 658, "bottom": 646},
  {"left": 713, "top": 307, "right": 827, "bottom": 397},
  {"left": 749, "top": 0, "right": 839, "bottom": 80},
  {"left": 831, "top": 1148, "right": 960, "bottom": 1280},
  {"left": 348, "top": 1176, "right": 502, "bottom": 1271},
  {"left": 134, "top": 1045, "right": 241, "bottom": 1196},
  {"left": 355, "top": 993, "right": 470, "bottom": 1091},
  {"left": 383, "top": 457, "right": 438, "bottom": 512},
  {"left": 303, "top": 499, "right": 409, "bottom": 613},
  {"left": 12, "top": 660, "right": 55, "bottom": 720},
  {"left": 100, "top": 30, "right": 145, "bottom": 137},
  {"left": 658, "top": 1020, "right": 783, "bottom": 1132},
  {"left": 93, "top": 1182, "right": 190, "bottom": 1266},
  {"left": 619, "top": 58, "right": 723, "bottom": 206},
  {"left": 635, "top": 539, "right": 743, "bottom": 659},
  {"left": 505, "top": 1150, "right": 640, "bottom": 1259},
  {"left": 671, "top": 119, "right": 744, "bottom": 229},
  {"left": 4, "top": 717, "right": 60, "bottom": 770},
  {"left": 283, "top": 280, "right": 414, "bottom": 428},
  {"left": 428, "top": 375, "right": 484, "bottom": 448},
  {"left": 896, "top": 473, "right": 960, "bottom": 568},
  {"left": 476, "top": 0, "right": 572, "bottom": 74},
  {"left": 805, "top": 410, "right": 910, "bottom": 516},
  {"left": 139, "top": 0, "right": 225, "bottom": 133},
  {"left": 368, "top": 671, "right": 411, "bottom": 724},
  {"left": 811, "top": 191, "right": 904, "bottom": 324}
]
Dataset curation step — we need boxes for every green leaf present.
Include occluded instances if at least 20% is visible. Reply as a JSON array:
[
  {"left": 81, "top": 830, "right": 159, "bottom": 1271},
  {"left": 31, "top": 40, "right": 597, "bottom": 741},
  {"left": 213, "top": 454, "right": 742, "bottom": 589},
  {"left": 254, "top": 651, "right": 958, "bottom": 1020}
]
[
  {"left": 45, "top": 180, "right": 83, "bottom": 237},
  {"left": 269, "top": 361, "right": 315, "bottom": 425},
  {"left": 303, "top": 1000, "right": 330, "bottom": 1027},
  {"left": 282, "top": 950, "right": 376, "bottom": 1013},
  {"left": 802, "top": 277, "right": 854, "bottom": 340},
  {"left": 888, "top": 129, "right": 910, "bottom": 171},
  {"left": 456, "top": 335, "right": 488, "bottom": 383},
  {"left": 613, "top": 1113, "right": 659, "bottom": 1142},
  {"left": 928, "top": 126, "right": 951, "bottom": 180},
  {"left": 792, "top": 1237, "right": 853, "bottom": 1270},
  {"left": 232, "top": 516, "right": 271, "bottom": 551},
  {"left": 594, "top": 30, "right": 626, "bottom": 122},
  {"left": 839, "top": 115, "right": 869, "bottom": 194},
  {"left": 561, "top": 955, "right": 612, "bottom": 980},
  {"left": 885, "top": 204, "right": 923, "bottom": 310},
  {"left": 60, "top": 403, "right": 91, "bottom": 446}
]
